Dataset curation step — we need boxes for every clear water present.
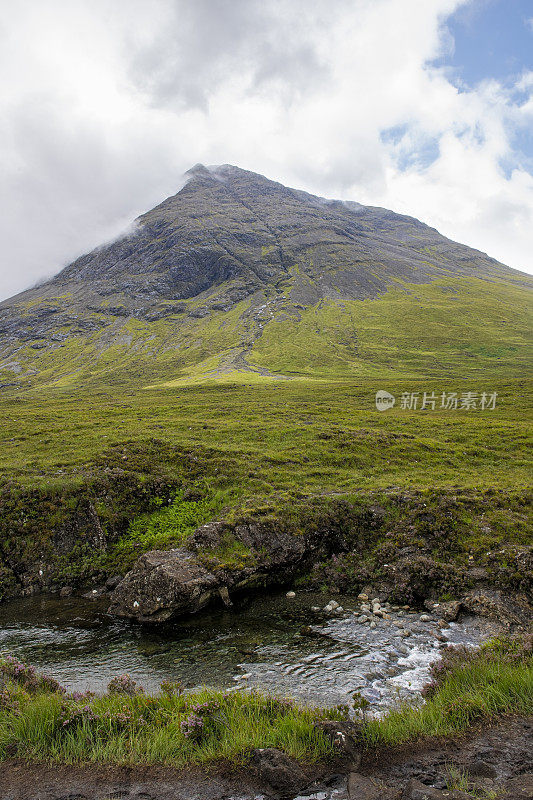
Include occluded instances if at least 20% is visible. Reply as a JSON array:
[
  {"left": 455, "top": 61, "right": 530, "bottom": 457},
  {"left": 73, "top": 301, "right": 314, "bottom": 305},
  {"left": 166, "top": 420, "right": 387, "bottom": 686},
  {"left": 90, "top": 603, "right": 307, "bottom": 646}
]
[{"left": 0, "top": 590, "right": 493, "bottom": 711}]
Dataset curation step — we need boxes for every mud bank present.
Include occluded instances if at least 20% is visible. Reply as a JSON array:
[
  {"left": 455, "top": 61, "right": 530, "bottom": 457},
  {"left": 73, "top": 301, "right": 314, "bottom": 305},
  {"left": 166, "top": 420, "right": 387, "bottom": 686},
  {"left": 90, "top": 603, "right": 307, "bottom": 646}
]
[{"left": 0, "top": 717, "right": 531, "bottom": 800}]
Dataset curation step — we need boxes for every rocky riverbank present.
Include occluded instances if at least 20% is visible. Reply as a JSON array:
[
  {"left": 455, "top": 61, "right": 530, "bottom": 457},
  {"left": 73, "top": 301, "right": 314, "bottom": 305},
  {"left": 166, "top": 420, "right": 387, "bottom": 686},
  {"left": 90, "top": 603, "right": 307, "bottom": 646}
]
[{"left": 1, "top": 462, "right": 531, "bottom": 621}]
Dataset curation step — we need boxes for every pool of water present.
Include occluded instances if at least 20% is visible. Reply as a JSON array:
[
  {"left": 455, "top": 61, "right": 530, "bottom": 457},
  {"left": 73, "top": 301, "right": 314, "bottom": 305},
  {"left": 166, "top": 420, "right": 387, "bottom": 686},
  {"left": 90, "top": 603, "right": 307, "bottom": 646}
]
[{"left": 0, "top": 590, "right": 494, "bottom": 712}]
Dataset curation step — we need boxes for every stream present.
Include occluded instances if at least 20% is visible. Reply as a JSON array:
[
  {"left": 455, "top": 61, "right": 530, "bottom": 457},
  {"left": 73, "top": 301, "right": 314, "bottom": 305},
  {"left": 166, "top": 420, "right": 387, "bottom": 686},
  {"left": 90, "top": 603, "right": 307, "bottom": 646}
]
[{"left": 0, "top": 590, "right": 494, "bottom": 712}]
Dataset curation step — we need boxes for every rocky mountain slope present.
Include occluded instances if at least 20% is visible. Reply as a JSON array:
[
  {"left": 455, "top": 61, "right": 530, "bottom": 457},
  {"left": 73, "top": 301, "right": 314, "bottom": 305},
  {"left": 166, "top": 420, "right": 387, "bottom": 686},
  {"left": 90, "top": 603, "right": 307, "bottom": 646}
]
[{"left": 0, "top": 164, "right": 531, "bottom": 388}]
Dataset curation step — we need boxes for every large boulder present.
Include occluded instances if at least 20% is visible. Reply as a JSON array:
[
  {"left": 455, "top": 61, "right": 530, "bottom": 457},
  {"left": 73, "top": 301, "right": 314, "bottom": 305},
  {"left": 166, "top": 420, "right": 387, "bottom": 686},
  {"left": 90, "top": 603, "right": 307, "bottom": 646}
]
[
  {"left": 108, "top": 548, "right": 220, "bottom": 623},
  {"left": 109, "top": 517, "right": 335, "bottom": 623}
]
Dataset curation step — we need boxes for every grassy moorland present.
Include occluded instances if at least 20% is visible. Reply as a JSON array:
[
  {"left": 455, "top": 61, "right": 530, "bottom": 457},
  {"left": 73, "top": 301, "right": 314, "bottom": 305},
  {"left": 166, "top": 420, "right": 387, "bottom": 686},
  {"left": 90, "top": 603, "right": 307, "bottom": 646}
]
[
  {"left": 0, "top": 637, "right": 530, "bottom": 767},
  {"left": 1, "top": 376, "right": 531, "bottom": 492},
  {"left": 0, "top": 374, "right": 531, "bottom": 599}
]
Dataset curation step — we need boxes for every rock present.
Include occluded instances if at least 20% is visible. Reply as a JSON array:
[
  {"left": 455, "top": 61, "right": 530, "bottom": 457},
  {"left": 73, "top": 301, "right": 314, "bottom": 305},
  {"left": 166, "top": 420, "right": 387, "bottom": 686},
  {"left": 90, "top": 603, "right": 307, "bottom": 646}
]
[
  {"left": 82, "top": 586, "right": 105, "bottom": 601},
  {"left": 420, "top": 614, "right": 431, "bottom": 622},
  {"left": 105, "top": 574, "right": 123, "bottom": 591},
  {"left": 251, "top": 747, "right": 306, "bottom": 796},
  {"left": 424, "top": 600, "right": 462, "bottom": 622},
  {"left": 358, "top": 615, "right": 369, "bottom": 623},
  {"left": 504, "top": 773, "right": 533, "bottom": 799},
  {"left": 400, "top": 629, "right": 411, "bottom": 638},
  {"left": 358, "top": 593, "right": 369, "bottom": 601},
  {"left": 348, "top": 772, "right": 385, "bottom": 799},
  {"left": 402, "top": 778, "right": 474, "bottom": 799},
  {"left": 286, "top": 591, "right": 296, "bottom": 598},
  {"left": 315, "top": 720, "right": 361, "bottom": 766},
  {"left": 466, "top": 761, "right": 497, "bottom": 779},
  {"left": 219, "top": 585, "right": 233, "bottom": 607},
  {"left": 109, "top": 548, "right": 220, "bottom": 623},
  {"left": 328, "top": 600, "right": 340, "bottom": 610},
  {"left": 461, "top": 589, "right": 532, "bottom": 627},
  {"left": 370, "top": 621, "right": 377, "bottom": 629},
  {"left": 59, "top": 586, "right": 73, "bottom": 598},
  {"left": 311, "top": 606, "right": 321, "bottom": 613}
]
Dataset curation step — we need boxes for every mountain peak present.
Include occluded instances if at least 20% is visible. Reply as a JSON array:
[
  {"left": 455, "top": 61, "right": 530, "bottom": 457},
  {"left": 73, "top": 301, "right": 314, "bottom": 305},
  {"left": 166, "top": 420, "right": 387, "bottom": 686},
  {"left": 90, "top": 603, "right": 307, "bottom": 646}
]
[{"left": 0, "top": 164, "right": 530, "bottom": 389}]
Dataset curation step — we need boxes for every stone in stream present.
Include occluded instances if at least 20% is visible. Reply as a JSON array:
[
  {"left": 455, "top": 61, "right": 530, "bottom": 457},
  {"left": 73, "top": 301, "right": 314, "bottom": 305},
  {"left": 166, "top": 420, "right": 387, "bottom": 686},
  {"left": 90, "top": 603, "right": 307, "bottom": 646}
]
[
  {"left": 424, "top": 599, "right": 462, "bottom": 622},
  {"left": 286, "top": 590, "right": 296, "bottom": 598}
]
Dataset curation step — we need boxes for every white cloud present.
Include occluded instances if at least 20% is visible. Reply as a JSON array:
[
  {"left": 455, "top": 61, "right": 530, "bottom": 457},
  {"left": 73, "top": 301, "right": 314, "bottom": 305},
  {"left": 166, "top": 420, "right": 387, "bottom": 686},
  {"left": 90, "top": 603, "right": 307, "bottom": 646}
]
[{"left": 0, "top": 0, "right": 532, "bottom": 301}]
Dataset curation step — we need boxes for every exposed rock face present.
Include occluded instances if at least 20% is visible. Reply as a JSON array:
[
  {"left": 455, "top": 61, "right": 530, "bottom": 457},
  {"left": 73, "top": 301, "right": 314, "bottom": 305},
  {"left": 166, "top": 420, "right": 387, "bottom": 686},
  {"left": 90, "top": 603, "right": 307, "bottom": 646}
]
[
  {"left": 461, "top": 589, "right": 532, "bottom": 628},
  {"left": 401, "top": 778, "right": 473, "bottom": 799},
  {"left": 108, "top": 548, "right": 220, "bottom": 623}
]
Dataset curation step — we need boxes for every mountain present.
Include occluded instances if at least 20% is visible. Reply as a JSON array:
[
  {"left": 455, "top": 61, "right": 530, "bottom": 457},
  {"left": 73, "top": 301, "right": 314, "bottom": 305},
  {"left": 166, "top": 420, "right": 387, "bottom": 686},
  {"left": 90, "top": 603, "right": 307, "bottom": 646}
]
[{"left": 0, "top": 164, "right": 531, "bottom": 388}]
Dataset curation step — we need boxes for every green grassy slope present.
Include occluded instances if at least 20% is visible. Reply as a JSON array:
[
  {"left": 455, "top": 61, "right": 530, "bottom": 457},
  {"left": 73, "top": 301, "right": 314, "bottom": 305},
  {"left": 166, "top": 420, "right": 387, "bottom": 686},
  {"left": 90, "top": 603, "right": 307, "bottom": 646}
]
[{"left": 2, "top": 275, "right": 531, "bottom": 389}]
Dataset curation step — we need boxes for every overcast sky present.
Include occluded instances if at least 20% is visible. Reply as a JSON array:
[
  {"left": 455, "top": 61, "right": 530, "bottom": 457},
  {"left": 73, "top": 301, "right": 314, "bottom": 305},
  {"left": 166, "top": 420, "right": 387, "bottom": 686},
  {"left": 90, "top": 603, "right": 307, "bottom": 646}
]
[{"left": 1, "top": 0, "right": 532, "bottom": 301}]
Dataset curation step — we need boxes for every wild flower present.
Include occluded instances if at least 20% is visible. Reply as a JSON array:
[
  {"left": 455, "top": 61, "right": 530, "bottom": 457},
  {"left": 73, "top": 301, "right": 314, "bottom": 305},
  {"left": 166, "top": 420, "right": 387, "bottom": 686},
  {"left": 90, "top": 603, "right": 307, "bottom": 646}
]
[
  {"left": 180, "top": 712, "right": 204, "bottom": 741},
  {"left": 0, "top": 687, "right": 23, "bottom": 716},
  {"left": 160, "top": 679, "right": 184, "bottom": 696},
  {"left": 107, "top": 674, "right": 144, "bottom": 696},
  {"left": 0, "top": 655, "right": 64, "bottom": 695},
  {"left": 59, "top": 703, "right": 97, "bottom": 730}
]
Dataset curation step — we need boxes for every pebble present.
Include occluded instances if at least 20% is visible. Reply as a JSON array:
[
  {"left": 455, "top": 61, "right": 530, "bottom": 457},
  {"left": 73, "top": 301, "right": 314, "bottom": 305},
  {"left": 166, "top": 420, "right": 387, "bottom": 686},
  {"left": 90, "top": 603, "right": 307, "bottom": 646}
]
[
  {"left": 357, "top": 615, "right": 368, "bottom": 624},
  {"left": 286, "top": 591, "right": 296, "bottom": 598},
  {"left": 400, "top": 629, "right": 411, "bottom": 638},
  {"left": 358, "top": 593, "right": 369, "bottom": 601},
  {"left": 420, "top": 614, "right": 431, "bottom": 622},
  {"left": 311, "top": 606, "right": 321, "bottom": 613},
  {"left": 369, "top": 621, "right": 376, "bottom": 629}
]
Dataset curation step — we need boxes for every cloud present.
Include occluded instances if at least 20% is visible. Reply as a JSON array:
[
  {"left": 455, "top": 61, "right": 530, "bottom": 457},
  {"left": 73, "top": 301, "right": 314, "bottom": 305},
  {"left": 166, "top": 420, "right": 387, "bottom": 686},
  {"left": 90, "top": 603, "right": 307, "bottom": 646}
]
[{"left": 0, "top": 0, "right": 532, "bottom": 301}]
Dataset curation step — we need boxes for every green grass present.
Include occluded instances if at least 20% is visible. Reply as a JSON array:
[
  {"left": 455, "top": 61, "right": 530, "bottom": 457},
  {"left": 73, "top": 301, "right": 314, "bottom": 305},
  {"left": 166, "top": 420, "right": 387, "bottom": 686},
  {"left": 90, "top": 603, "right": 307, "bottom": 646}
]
[
  {"left": 0, "top": 638, "right": 531, "bottom": 768},
  {"left": 1, "top": 377, "right": 531, "bottom": 494},
  {"left": 106, "top": 487, "right": 236, "bottom": 571},
  {"left": 0, "top": 661, "right": 337, "bottom": 767},
  {"left": 2, "top": 275, "right": 532, "bottom": 389}
]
